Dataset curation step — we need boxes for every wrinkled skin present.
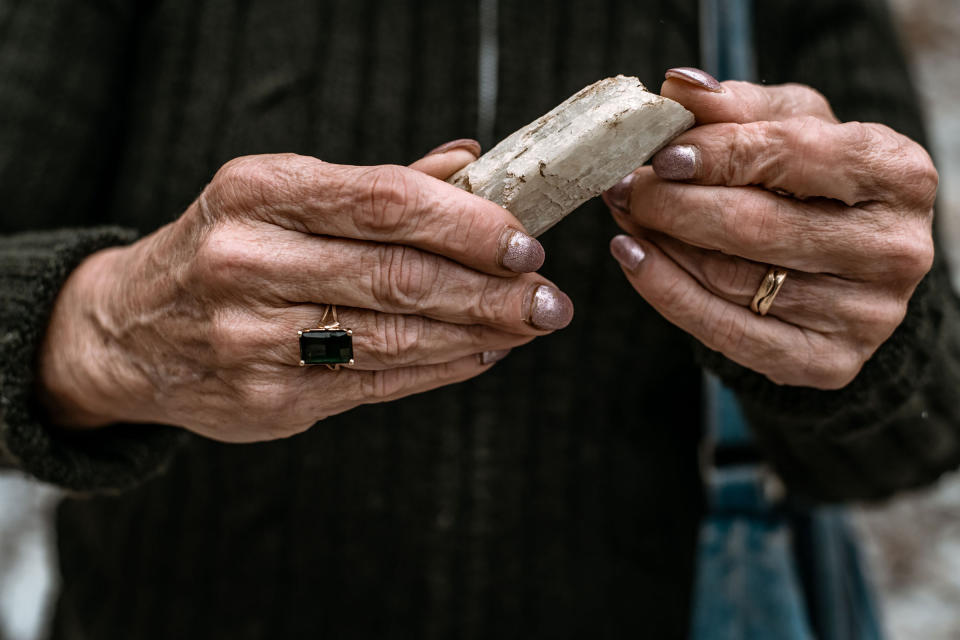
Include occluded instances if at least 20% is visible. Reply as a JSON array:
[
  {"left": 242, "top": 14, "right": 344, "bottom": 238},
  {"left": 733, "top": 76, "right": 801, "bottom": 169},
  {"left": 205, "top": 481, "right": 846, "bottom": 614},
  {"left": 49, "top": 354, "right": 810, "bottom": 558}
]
[
  {"left": 38, "top": 148, "right": 572, "bottom": 442},
  {"left": 605, "top": 77, "right": 938, "bottom": 390}
]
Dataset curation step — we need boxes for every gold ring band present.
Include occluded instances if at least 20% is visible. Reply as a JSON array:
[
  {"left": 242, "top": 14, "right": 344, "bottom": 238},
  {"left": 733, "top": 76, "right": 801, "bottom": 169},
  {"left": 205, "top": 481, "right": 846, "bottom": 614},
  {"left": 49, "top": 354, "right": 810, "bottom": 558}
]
[{"left": 750, "top": 267, "right": 788, "bottom": 316}]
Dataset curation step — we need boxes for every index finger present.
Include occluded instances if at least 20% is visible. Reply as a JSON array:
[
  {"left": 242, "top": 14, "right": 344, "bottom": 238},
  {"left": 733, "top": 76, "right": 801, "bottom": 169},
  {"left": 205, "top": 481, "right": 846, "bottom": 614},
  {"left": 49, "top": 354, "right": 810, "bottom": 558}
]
[
  {"left": 651, "top": 118, "right": 939, "bottom": 208},
  {"left": 205, "top": 154, "right": 545, "bottom": 277},
  {"left": 661, "top": 68, "right": 839, "bottom": 124}
]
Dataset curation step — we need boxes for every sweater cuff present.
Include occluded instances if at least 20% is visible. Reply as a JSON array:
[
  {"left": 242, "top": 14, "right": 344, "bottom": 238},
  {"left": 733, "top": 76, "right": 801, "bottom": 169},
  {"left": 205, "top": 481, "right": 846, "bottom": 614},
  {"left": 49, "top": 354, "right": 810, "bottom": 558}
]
[
  {"left": 697, "top": 262, "right": 960, "bottom": 501},
  {"left": 0, "top": 228, "right": 186, "bottom": 494}
]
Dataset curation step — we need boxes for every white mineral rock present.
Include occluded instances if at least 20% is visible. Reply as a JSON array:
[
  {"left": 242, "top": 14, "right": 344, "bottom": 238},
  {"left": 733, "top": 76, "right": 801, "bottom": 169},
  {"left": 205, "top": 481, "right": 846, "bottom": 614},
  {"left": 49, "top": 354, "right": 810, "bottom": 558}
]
[{"left": 448, "top": 75, "right": 694, "bottom": 237}]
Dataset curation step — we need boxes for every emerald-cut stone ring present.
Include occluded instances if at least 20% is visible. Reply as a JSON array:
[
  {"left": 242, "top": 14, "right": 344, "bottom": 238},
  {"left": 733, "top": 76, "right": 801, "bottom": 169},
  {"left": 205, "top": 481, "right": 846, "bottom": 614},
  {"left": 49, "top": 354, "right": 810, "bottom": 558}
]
[{"left": 298, "top": 304, "right": 355, "bottom": 370}]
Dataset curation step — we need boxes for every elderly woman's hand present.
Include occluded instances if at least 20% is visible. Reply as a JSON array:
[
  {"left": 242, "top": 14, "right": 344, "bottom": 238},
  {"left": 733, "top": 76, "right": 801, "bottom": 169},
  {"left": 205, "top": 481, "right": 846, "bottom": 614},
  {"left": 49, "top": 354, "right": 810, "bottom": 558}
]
[
  {"left": 38, "top": 145, "right": 573, "bottom": 441},
  {"left": 603, "top": 68, "right": 938, "bottom": 390}
]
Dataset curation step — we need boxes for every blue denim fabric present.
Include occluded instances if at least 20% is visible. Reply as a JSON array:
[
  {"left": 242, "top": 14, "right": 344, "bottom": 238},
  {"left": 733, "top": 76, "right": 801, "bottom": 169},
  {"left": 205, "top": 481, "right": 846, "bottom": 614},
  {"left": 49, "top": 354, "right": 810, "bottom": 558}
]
[
  {"left": 691, "top": 467, "right": 813, "bottom": 640},
  {"left": 692, "top": 376, "right": 885, "bottom": 640}
]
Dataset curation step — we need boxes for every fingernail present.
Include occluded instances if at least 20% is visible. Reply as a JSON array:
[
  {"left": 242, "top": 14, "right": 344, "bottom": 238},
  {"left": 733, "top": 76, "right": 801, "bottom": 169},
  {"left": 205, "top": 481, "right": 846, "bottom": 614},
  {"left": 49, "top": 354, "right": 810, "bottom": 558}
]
[
  {"left": 652, "top": 144, "right": 700, "bottom": 181},
  {"left": 610, "top": 235, "right": 646, "bottom": 271},
  {"left": 426, "top": 138, "right": 482, "bottom": 157},
  {"left": 527, "top": 285, "right": 574, "bottom": 330},
  {"left": 665, "top": 67, "right": 723, "bottom": 92},
  {"left": 480, "top": 349, "right": 511, "bottom": 365},
  {"left": 603, "top": 174, "right": 635, "bottom": 214},
  {"left": 499, "top": 228, "right": 545, "bottom": 273}
]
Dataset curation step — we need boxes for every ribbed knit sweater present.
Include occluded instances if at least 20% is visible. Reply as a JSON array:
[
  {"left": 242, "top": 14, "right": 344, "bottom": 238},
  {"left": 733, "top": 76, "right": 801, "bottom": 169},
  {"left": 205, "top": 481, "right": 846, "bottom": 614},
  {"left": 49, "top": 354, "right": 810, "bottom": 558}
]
[{"left": 1, "top": 0, "right": 958, "bottom": 637}]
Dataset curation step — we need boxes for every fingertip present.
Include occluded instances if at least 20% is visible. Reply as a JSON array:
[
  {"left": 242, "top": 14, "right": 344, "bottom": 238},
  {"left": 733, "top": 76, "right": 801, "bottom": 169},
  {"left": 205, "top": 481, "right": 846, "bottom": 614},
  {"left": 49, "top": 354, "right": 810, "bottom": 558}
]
[
  {"left": 499, "top": 228, "right": 545, "bottom": 273},
  {"left": 426, "top": 138, "right": 482, "bottom": 158},
  {"left": 411, "top": 139, "right": 482, "bottom": 180},
  {"left": 652, "top": 144, "right": 701, "bottom": 181},
  {"left": 409, "top": 148, "right": 480, "bottom": 180},
  {"left": 526, "top": 284, "right": 574, "bottom": 331},
  {"left": 610, "top": 234, "right": 646, "bottom": 272},
  {"left": 479, "top": 348, "right": 512, "bottom": 365},
  {"left": 664, "top": 67, "right": 724, "bottom": 93}
]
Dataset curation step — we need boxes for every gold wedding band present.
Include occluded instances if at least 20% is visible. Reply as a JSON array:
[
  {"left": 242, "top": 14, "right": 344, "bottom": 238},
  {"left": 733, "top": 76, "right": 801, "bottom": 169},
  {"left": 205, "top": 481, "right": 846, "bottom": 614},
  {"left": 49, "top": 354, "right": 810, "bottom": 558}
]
[{"left": 750, "top": 267, "right": 788, "bottom": 316}]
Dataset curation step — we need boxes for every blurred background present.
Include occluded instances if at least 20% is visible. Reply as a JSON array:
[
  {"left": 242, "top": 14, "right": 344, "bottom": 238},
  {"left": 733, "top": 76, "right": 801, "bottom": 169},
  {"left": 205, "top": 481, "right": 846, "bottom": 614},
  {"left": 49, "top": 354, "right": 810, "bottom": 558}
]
[
  {"left": 853, "top": 2, "right": 960, "bottom": 639},
  {"left": 1, "top": 1, "right": 958, "bottom": 638}
]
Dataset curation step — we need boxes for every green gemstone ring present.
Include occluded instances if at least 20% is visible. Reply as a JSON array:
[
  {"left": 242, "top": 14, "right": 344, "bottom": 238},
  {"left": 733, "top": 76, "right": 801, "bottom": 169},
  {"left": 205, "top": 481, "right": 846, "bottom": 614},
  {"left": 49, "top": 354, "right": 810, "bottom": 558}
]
[{"left": 299, "top": 305, "right": 355, "bottom": 370}]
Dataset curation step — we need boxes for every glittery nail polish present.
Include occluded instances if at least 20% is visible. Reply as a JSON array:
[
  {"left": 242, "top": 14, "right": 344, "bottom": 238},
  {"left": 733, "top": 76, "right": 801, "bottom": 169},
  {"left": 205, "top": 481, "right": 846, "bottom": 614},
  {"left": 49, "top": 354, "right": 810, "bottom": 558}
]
[
  {"left": 664, "top": 67, "right": 724, "bottom": 92},
  {"left": 610, "top": 235, "right": 646, "bottom": 271},
  {"left": 500, "top": 229, "right": 546, "bottom": 273},
  {"left": 480, "top": 349, "right": 511, "bottom": 365},
  {"left": 425, "top": 138, "right": 482, "bottom": 157},
  {"left": 527, "top": 285, "right": 574, "bottom": 330},
  {"left": 652, "top": 144, "right": 700, "bottom": 181}
]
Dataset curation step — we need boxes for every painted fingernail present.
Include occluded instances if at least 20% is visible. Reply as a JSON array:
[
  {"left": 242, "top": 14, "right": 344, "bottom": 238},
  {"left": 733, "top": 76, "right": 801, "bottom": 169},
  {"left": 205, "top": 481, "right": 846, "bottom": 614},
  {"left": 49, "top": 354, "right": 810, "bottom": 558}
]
[
  {"left": 610, "top": 235, "right": 646, "bottom": 271},
  {"left": 603, "top": 174, "right": 635, "bottom": 214},
  {"left": 665, "top": 67, "right": 724, "bottom": 92},
  {"left": 652, "top": 144, "right": 700, "bottom": 180},
  {"left": 426, "top": 138, "right": 482, "bottom": 157},
  {"left": 527, "top": 285, "right": 574, "bottom": 330},
  {"left": 499, "top": 228, "right": 545, "bottom": 273},
  {"left": 480, "top": 349, "right": 511, "bottom": 365}
]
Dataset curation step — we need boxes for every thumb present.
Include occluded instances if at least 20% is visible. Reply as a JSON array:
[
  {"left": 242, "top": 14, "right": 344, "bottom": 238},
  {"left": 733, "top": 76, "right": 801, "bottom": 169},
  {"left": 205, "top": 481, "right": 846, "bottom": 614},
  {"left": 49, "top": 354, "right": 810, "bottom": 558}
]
[{"left": 409, "top": 138, "right": 482, "bottom": 180}]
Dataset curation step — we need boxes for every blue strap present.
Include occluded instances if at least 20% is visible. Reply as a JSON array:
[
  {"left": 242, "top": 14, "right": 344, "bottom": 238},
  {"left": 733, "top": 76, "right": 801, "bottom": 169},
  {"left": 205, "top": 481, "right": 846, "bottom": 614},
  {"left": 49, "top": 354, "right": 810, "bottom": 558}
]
[{"left": 691, "top": 2, "right": 884, "bottom": 639}]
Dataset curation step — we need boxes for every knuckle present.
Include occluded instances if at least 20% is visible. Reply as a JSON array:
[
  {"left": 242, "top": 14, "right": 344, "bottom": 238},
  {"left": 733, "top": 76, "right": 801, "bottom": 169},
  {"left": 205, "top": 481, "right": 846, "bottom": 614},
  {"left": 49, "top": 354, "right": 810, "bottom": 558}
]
[
  {"left": 796, "top": 85, "right": 833, "bottom": 119},
  {"left": 371, "top": 245, "right": 441, "bottom": 311},
  {"left": 757, "top": 121, "right": 793, "bottom": 185},
  {"left": 724, "top": 190, "right": 778, "bottom": 249},
  {"left": 466, "top": 277, "right": 514, "bottom": 326},
  {"left": 214, "top": 155, "right": 259, "bottom": 185},
  {"left": 798, "top": 337, "right": 862, "bottom": 390},
  {"left": 359, "top": 370, "right": 403, "bottom": 401},
  {"left": 726, "top": 123, "right": 766, "bottom": 184},
  {"left": 360, "top": 164, "right": 421, "bottom": 234},
  {"left": 190, "top": 225, "right": 262, "bottom": 289},
  {"left": 658, "top": 273, "right": 696, "bottom": 311},
  {"left": 783, "top": 115, "right": 827, "bottom": 150},
  {"left": 900, "top": 147, "right": 940, "bottom": 208},
  {"left": 706, "top": 302, "right": 748, "bottom": 353},
  {"left": 835, "top": 123, "right": 882, "bottom": 185},
  {"left": 206, "top": 311, "right": 265, "bottom": 367},
  {"left": 702, "top": 254, "right": 759, "bottom": 299},
  {"left": 433, "top": 201, "right": 481, "bottom": 258},
  {"left": 850, "top": 125, "right": 939, "bottom": 207},
  {"left": 857, "top": 301, "right": 907, "bottom": 345},
  {"left": 723, "top": 121, "right": 787, "bottom": 187},
  {"left": 822, "top": 350, "right": 864, "bottom": 390},
  {"left": 206, "top": 154, "right": 298, "bottom": 219},
  {"left": 372, "top": 313, "right": 425, "bottom": 361},
  {"left": 881, "top": 227, "right": 934, "bottom": 280},
  {"left": 777, "top": 117, "right": 832, "bottom": 194}
]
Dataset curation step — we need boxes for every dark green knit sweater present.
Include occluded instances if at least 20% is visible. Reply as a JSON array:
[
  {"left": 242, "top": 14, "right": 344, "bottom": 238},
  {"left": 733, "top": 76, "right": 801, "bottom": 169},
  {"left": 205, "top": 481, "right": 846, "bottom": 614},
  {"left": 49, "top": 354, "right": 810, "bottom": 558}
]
[{"left": 1, "top": 0, "right": 958, "bottom": 637}]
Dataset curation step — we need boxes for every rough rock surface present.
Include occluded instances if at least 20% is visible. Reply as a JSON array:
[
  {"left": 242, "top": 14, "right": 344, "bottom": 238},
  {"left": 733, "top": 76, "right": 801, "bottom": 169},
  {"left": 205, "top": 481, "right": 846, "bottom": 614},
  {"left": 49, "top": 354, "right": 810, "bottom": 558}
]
[{"left": 448, "top": 75, "right": 694, "bottom": 237}]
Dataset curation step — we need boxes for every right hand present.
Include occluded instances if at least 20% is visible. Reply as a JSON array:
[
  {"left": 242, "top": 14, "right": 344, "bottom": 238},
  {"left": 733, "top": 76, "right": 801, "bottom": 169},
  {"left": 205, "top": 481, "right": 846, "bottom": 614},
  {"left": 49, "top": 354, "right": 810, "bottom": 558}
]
[{"left": 37, "top": 148, "right": 573, "bottom": 442}]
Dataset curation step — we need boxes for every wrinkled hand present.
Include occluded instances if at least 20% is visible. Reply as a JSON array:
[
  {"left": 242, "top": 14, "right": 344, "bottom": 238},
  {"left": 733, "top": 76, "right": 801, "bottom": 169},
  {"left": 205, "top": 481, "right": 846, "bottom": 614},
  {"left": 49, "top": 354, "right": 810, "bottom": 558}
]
[
  {"left": 604, "top": 68, "right": 938, "bottom": 389},
  {"left": 39, "top": 143, "right": 573, "bottom": 441}
]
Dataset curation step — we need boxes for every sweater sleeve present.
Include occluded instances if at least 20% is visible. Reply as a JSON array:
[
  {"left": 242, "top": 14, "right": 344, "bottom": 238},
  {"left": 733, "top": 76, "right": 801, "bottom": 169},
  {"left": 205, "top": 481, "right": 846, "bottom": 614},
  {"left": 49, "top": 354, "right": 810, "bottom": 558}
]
[
  {"left": 0, "top": 229, "right": 187, "bottom": 493},
  {"left": 699, "top": 0, "right": 960, "bottom": 502},
  {"left": 700, "top": 257, "right": 960, "bottom": 501},
  {"left": 0, "top": 0, "right": 186, "bottom": 493}
]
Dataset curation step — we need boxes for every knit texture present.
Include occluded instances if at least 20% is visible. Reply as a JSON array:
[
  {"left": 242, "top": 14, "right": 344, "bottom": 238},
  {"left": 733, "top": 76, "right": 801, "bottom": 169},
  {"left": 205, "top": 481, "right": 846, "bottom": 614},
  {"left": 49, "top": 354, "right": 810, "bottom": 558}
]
[
  {"left": 0, "top": 0, "right": 957, "bottom": 638},
  {"left": 0, "top": 228, "right": 186, "bottom": 492}
]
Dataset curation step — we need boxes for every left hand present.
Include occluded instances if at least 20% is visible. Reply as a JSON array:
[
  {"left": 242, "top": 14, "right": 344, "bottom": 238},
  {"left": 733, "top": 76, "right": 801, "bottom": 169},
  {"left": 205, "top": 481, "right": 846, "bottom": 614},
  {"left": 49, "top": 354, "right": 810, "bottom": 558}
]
[{"left": 603, "top": 68, "right": 939, "bottom": 390}]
